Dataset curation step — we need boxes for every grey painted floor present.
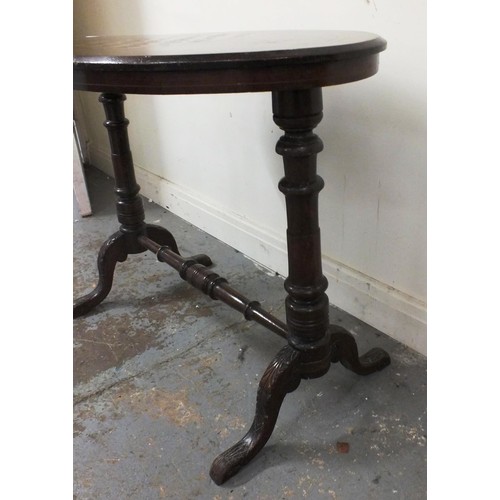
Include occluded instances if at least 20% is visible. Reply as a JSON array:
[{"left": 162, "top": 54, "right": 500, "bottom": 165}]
[{"left": 74, "top": 166, "right": 426, "bottom": 499}]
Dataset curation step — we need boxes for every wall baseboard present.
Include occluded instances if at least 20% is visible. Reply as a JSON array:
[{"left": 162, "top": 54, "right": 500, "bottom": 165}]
[{"left": 92, "top": 146, "right": 427, "bottom": 355}]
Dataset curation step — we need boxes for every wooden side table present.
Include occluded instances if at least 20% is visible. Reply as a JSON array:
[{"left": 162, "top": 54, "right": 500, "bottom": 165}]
[{"left": 73, "top": 31, "right": 391, "bottom": 485}]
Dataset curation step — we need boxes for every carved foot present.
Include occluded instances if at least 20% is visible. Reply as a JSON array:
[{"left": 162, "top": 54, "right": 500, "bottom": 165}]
[
  {"left": 210, "top": 345, "right": 301, "bottom": 485},
  {"left": 329, "top": 325, "right": 390, "bottom": 375},
  {"left": 73, "top": 231, "right": 128, "bottom": 318}
]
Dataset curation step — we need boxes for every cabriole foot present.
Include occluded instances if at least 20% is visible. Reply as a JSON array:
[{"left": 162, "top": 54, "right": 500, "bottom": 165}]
[
  {"left": 330, "top": 325, "right": 391, "bottom": 375},
  {"left": 73, "top": 231, "right": 128, "bottom": 318},
  {"left": 210, "top": 345, "right": 301, "bottom": 485}
]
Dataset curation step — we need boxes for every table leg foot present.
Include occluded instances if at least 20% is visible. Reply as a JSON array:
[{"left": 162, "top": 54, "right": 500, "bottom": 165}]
[
  {"left": 146, "top": 223, "right": 213, "bottom": 264},
  {"left": 74, "top": 224, "right": 213, "bottom": 318},
  {"left": 73, "top": 231, "right": 128, "bottom": 318},
  {"left": 209, "top": 345, "right": 301, "bottom": 485},
  {"left": 330, "top": 325, "right": 391, "bottom": 375},
  {"left": 145, "top": 224, "right": 180, "bottom": 255}
]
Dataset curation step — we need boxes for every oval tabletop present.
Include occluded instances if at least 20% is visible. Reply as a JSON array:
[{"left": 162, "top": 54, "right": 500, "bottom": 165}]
[{"left": 73, "top": 31, "right": 386, "bottom": 95}]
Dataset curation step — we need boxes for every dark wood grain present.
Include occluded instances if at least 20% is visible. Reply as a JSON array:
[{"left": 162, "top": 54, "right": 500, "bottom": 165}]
[
  {"left": 330, "top": 325, "right": 391, "bottom": 375},
  {"left": 73, "top": 230, "right": 128, "bottom": 318},
  {"left": 73, "top": 93, "right": 183, "bottom": 317},
  {"left": 138, "top": 235, "right": 288, "bottom": 339},
  {"left": 73, "top": 32, "right": 391, "bottom": 485},
  {"left": 273, "top": 87, "right": 332, "bottom": 379},
  {"left": 74, "top": 31, "right": 386, "bottom": 94},
  {"left": 210, "top": 344, "right": 302, "bottom": 485}
]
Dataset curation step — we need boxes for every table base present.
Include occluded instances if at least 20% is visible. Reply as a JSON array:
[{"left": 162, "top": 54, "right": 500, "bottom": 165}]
[{"left": 73, "top": 91, "right": 390, "bottom": 485}]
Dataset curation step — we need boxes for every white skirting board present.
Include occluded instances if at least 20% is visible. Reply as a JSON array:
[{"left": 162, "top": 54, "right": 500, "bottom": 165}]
[{"left": 92, "top": 146, "right": 427, "bottom": 356}]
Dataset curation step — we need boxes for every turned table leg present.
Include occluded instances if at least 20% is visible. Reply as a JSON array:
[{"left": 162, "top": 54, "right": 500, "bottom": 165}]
[
  {"left": 210, "top": 88, "right": 390, "bottom": 484},
  {"left": 73, "top": 93, "right": 208, "bottom": 318},
  {"left": 73, "top": 90, "right": 390, "bottom": 485},
  {"left": 273, "top": 88, "right": 332, "bottom": 378},
  {"left": 210, "top": 88, "right": 332, "bottom": 483}
]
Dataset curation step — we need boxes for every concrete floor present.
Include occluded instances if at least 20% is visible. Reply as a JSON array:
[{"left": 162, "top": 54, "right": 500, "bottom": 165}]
[{"left": 74, "top": 166, "right": 426, "bottom": 499}]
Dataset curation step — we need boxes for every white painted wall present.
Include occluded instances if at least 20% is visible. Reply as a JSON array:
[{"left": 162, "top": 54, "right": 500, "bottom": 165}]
[{"left": 74, "top": 0, "right": 427, "bottom": 354}]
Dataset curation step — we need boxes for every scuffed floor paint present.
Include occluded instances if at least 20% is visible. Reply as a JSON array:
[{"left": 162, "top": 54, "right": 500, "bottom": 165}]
[{"left": 74, "top": 167, "right": 426, "bottom": 499}]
